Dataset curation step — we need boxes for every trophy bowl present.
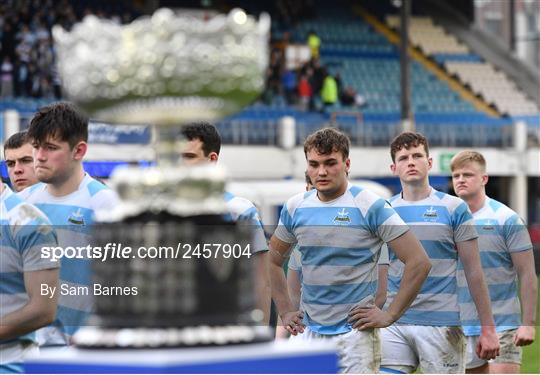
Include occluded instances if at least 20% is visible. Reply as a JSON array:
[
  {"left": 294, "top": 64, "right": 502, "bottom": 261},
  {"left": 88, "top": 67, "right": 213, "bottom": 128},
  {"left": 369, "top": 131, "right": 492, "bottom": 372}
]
[{"left": 52, "top": 8, "right": 270, "bottom": 125}]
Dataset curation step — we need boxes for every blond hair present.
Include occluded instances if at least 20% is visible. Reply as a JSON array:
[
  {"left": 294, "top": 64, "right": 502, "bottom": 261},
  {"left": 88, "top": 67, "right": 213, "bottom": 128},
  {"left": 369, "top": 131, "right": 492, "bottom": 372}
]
[{"left": 450, "top": 150, "right": 486, "bottom": 172}]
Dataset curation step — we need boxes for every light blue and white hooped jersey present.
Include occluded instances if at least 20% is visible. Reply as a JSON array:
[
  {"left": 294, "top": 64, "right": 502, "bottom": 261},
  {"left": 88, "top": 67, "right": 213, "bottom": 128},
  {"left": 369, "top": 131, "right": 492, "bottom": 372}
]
[
  {"left": 0, "top": 185, "right": 58, "bottom": 359},
  {"left": 287, "top": 246, "right": 303, "bottom": 311},
  {"left": 287, "top": 243, "right": 387, "bottom": 317},
  {"left": 223, "top": 192, "right": 268, "bottom": 254},
  {"left": 274, "top": 183, "right": 408, "bottom": 335},
  {"left": 386, "top": 187, "right": 477, "bottom": 326},
  {"left": 18, "top": 174, "right": 119, "bottom": 345},
  {"left": 458, "top": 197, "right": 532, "bottom": 336},
  {"left": 288, "top": 246, "right": 302, "bottom": 273},
  {"left": 378, "top": 244, "right": 390, "bottom": 265}
]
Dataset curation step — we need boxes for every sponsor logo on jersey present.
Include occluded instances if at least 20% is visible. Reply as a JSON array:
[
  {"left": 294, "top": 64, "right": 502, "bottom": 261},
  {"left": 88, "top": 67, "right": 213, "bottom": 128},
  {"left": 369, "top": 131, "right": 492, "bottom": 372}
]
[
  {"left": 482, "top": 219, "right": 495, "bottom": 231},
  {"left": 423, "top": 206, "right": 438, "bottom": 222},
  {"left": 68, "top": 208, "right": 85, "bottom": 225},
  {"left": 333, "top": 208, "right": 351, "bottom": 225}
]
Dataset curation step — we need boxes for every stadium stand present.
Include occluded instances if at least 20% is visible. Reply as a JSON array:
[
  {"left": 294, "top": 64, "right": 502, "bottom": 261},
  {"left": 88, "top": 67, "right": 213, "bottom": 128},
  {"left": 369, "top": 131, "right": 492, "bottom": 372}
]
[
  {"left": 1, "top": 0, "right": 539, "bottom": 149},
  {"left": 386, "top": 15, "right": 469, "bottom": 55},
  {"left": 212, "top": 1, "right": 533, "bottom": 147},
  {"left": 445, "top": 62, "right": 539, "bottom": 116},
  {"left": 386, "top": 14, "right": 540, "bottom": 117}
]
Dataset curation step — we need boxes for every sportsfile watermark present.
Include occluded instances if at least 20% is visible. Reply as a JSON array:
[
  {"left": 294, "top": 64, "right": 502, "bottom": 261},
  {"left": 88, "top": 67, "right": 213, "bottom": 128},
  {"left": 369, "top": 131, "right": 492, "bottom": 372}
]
[
  {"left": 5, "top": 221, "right": 534, "bottom": 329},
  {"left": 41, "top": 242, "right": 252, "bottom": 262}
]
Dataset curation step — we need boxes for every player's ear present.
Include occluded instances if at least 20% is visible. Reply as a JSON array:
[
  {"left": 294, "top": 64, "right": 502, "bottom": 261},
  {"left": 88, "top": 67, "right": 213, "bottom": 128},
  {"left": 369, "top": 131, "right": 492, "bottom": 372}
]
[
  {"left": 482, "top": 174, "right": 489, "bottom": 186},
  {"left": 72, "top": 141, "right": 87, "bottom": 161},
  {"left": 208, "top": 152, "right": 219, "bottom": 163},
  {"left": 390, "top": 163, "right": 396, "bottom": 175},
  {"left": 427, "top": 157, "right": 433, "bottom": 170}
]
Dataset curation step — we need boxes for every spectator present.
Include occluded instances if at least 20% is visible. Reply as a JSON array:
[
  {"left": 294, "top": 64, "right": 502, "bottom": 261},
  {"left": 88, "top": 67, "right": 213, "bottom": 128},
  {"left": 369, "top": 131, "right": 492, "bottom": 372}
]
[
  {"left": 263, "top": 49, "right": 284, "bottom": 103},
  {"left": 340, "top": 86, "right": 367, "bottom": 108},
  {"left": 275, "top": 0, "right": 315, "bottom": 30},
  {"left": 14, "top": 58, "right": 30, "bottom": 96},
  {"left": 35, "top": 20, "right": 49, "bottom": 42},
  {"left": 333, "top": 72, "right": 367, "bottom": 109},
  {"left": 297, "top": 72, "right": 312, "bottom": 111},
  {"left": 334, "top": 72, "right": 343, "bottom": 95},
  {"left": 16, "top": 24, "right": 36, "bottom": 47},
  {"left": 1, "top": 22, "right": 17, "bottom": 60},
  {"left": 307, "top": 30, "right": 321, "bottom": 59},
  {"left": 282, "top": 69, "right": 297, "bottom": 105},
  {"left": 51, "top": 64, "right": 62, "bottom": 99},
  {"left": 1, "top": 57, "right": 14, "bottom": 97},
  {"left": 320, "top": 68, "right": 338, "bottom": 108},
  {"left": 308, "top": 58, "right": 324, "bottom": 98},
  {"left": 15, "top": 40, "right": 31, "bottom": 64},
  {"left": 5, "top": 0, "right": 139, "bottom": 99},
  {"left": 39, "top": 76, "right": 54, "bottom": 99}
]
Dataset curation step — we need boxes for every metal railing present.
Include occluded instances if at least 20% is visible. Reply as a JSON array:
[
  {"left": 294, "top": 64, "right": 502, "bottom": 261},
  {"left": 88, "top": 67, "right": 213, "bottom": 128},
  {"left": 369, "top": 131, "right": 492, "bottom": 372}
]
[{"left": 216, "top": 118, "right": 520, "bottom": 148}]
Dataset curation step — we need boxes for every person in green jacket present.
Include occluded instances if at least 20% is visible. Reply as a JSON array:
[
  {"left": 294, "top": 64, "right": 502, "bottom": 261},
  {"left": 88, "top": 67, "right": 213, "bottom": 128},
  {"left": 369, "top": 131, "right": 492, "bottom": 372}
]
[
  {"left": 320, "top": 68, "right": 338, "bottom": 108},
  {"left": 307, "top": 30, "right": 321, "bottom": 59}
]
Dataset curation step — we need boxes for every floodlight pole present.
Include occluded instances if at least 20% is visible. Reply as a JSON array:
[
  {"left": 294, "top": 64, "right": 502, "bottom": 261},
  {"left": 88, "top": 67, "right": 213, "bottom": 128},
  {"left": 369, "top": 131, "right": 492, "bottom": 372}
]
[
  {"left": 509, "top": 0, "right": 516, "bottom": 52},
  {"left": 400, "top": 0, "right": 414, "bottom": 132}
]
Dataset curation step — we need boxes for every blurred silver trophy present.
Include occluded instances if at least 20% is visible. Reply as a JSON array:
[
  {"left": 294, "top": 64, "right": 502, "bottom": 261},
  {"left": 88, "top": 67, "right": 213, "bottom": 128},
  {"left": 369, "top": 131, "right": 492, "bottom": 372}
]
[{"left": 52, "top": 8, "right": 272, "bottom": 348}]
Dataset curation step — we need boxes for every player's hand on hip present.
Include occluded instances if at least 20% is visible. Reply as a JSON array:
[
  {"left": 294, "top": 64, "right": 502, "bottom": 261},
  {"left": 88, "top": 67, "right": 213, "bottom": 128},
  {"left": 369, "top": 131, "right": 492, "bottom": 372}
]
[
  {"left": 347, "top": 306, "right": 394, "bottom": 330},
  {"left": 476, "top": 326, "right": 500, "bottom": 360},
  {"left": 514, "top": 325, "right": 535, "bottom": 346},
  {"left": 281, "top": 310, "right": 305, "bottom": 336}
]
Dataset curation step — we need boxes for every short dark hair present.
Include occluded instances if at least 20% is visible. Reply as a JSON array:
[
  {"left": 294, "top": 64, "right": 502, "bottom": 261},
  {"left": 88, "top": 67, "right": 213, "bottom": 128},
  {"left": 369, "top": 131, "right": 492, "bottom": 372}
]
[
  {"left": 390, "top": 132, "right": 429, "bottom": 162},
  {"left": 304, "top": 171, "right": 312, "bottom": 185},
  {"left": 27, "top": 102, "right": 88, "bottom": 149},
  {"left": 3, "top": 131, "right": 29, "bottom": 152},
  {"left": 181, "top": 122, "right": 221, "bottom": 156},
  {"left": 304, "top": 127, "right": 350, "bottom": 160}
]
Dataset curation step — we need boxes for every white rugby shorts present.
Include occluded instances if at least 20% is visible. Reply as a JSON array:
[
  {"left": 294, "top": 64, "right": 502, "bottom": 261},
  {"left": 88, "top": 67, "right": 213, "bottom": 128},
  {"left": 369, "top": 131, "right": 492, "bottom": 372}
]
[
  {"left": 289, "top": 326, "right": 380, "bottom": 373},
  {"left": 381, "top": 325, "right": 465, "bottom": 373}
]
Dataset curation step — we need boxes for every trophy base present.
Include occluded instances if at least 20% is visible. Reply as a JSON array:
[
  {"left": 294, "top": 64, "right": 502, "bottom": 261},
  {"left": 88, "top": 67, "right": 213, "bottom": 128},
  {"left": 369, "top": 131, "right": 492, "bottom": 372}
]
[
  {"left": 73, "top": 325, "right": 273, "bottom": 349},
  {"left": 86, "top": 95, "right": 251, "bottom": 125}
]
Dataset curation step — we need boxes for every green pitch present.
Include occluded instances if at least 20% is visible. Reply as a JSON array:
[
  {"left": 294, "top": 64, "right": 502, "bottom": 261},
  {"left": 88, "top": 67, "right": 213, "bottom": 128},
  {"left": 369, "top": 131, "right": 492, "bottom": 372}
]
[{"left": 521, "top": 284, "right": 540, "bottom": 373}]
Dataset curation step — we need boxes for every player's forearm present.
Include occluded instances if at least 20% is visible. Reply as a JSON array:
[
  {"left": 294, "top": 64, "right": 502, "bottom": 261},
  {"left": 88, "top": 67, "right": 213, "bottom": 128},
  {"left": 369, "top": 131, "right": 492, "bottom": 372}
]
[
  {"left": 519, "top": 269, "right": 537, "bottom": 326},
  {"left": 288, "top": 282, "right": 301, "bottom": 311},
  {"left": 375, "top": 266, "right": 388, "bottom": 309},
  {"left": 0, "top": 300, "right": 56, "bottom": 341},
  {"left": 289, "top": 295, "right": 300, "bottom": 311},
  {"left": 458, "top": 240, "right": 496, "bottom": 328},
  {"left": 374, "top": 289, "right": 387, "bottom": 310},
  {"left": 466, "top": 270, "right": 496, "bottom": 327},
  {"left": 254, "top": 252, "right": 271, "bottom": 325},
  {"left": 386, "top": 257, "right": 430, "bottom": 321},
  {"left": 269, "top": 261, "right": 295, "bottom": 315},
  {"left": 255, "top": 283, "right": 271, "bottom": 325},
  {"left": 287, "top": 270, "right": 302, "bottom": 310}
]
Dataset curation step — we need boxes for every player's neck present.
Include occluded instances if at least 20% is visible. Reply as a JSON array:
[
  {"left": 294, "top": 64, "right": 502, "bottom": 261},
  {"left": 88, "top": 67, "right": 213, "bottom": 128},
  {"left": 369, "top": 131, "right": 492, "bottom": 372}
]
[
  {"left": 47, "top": 166, "right": 85, "bottom": 197},
  {"left": 464, "top": 191, "right": 486, "bottom": 213},
  {"left": 317, "top": 183, "right": 348, "bottom": 202},
  {"left": 401, "top": 181, "right": 431, "bottom": 201},
  {"left": 0, "top": 183, "right": 4, "bottom": 194}
]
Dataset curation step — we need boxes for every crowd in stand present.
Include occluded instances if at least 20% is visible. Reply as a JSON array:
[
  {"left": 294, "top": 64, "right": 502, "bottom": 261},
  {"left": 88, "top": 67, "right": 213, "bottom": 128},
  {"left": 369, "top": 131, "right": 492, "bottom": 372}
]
[
  {"left": 1, "top": 0, "right": 367, "bottom": 113},
  {"left": 264, "top": 38, "right": 366, "bottom": 112},
  {"left": 265, "top": 0, "right": 367, "bottom": 114},
  {"left": 0, "top": 0, "right": 139, "bottom": 99},
  {"left": 274, "top": 0, "right": 316, "bottom": 31}
]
